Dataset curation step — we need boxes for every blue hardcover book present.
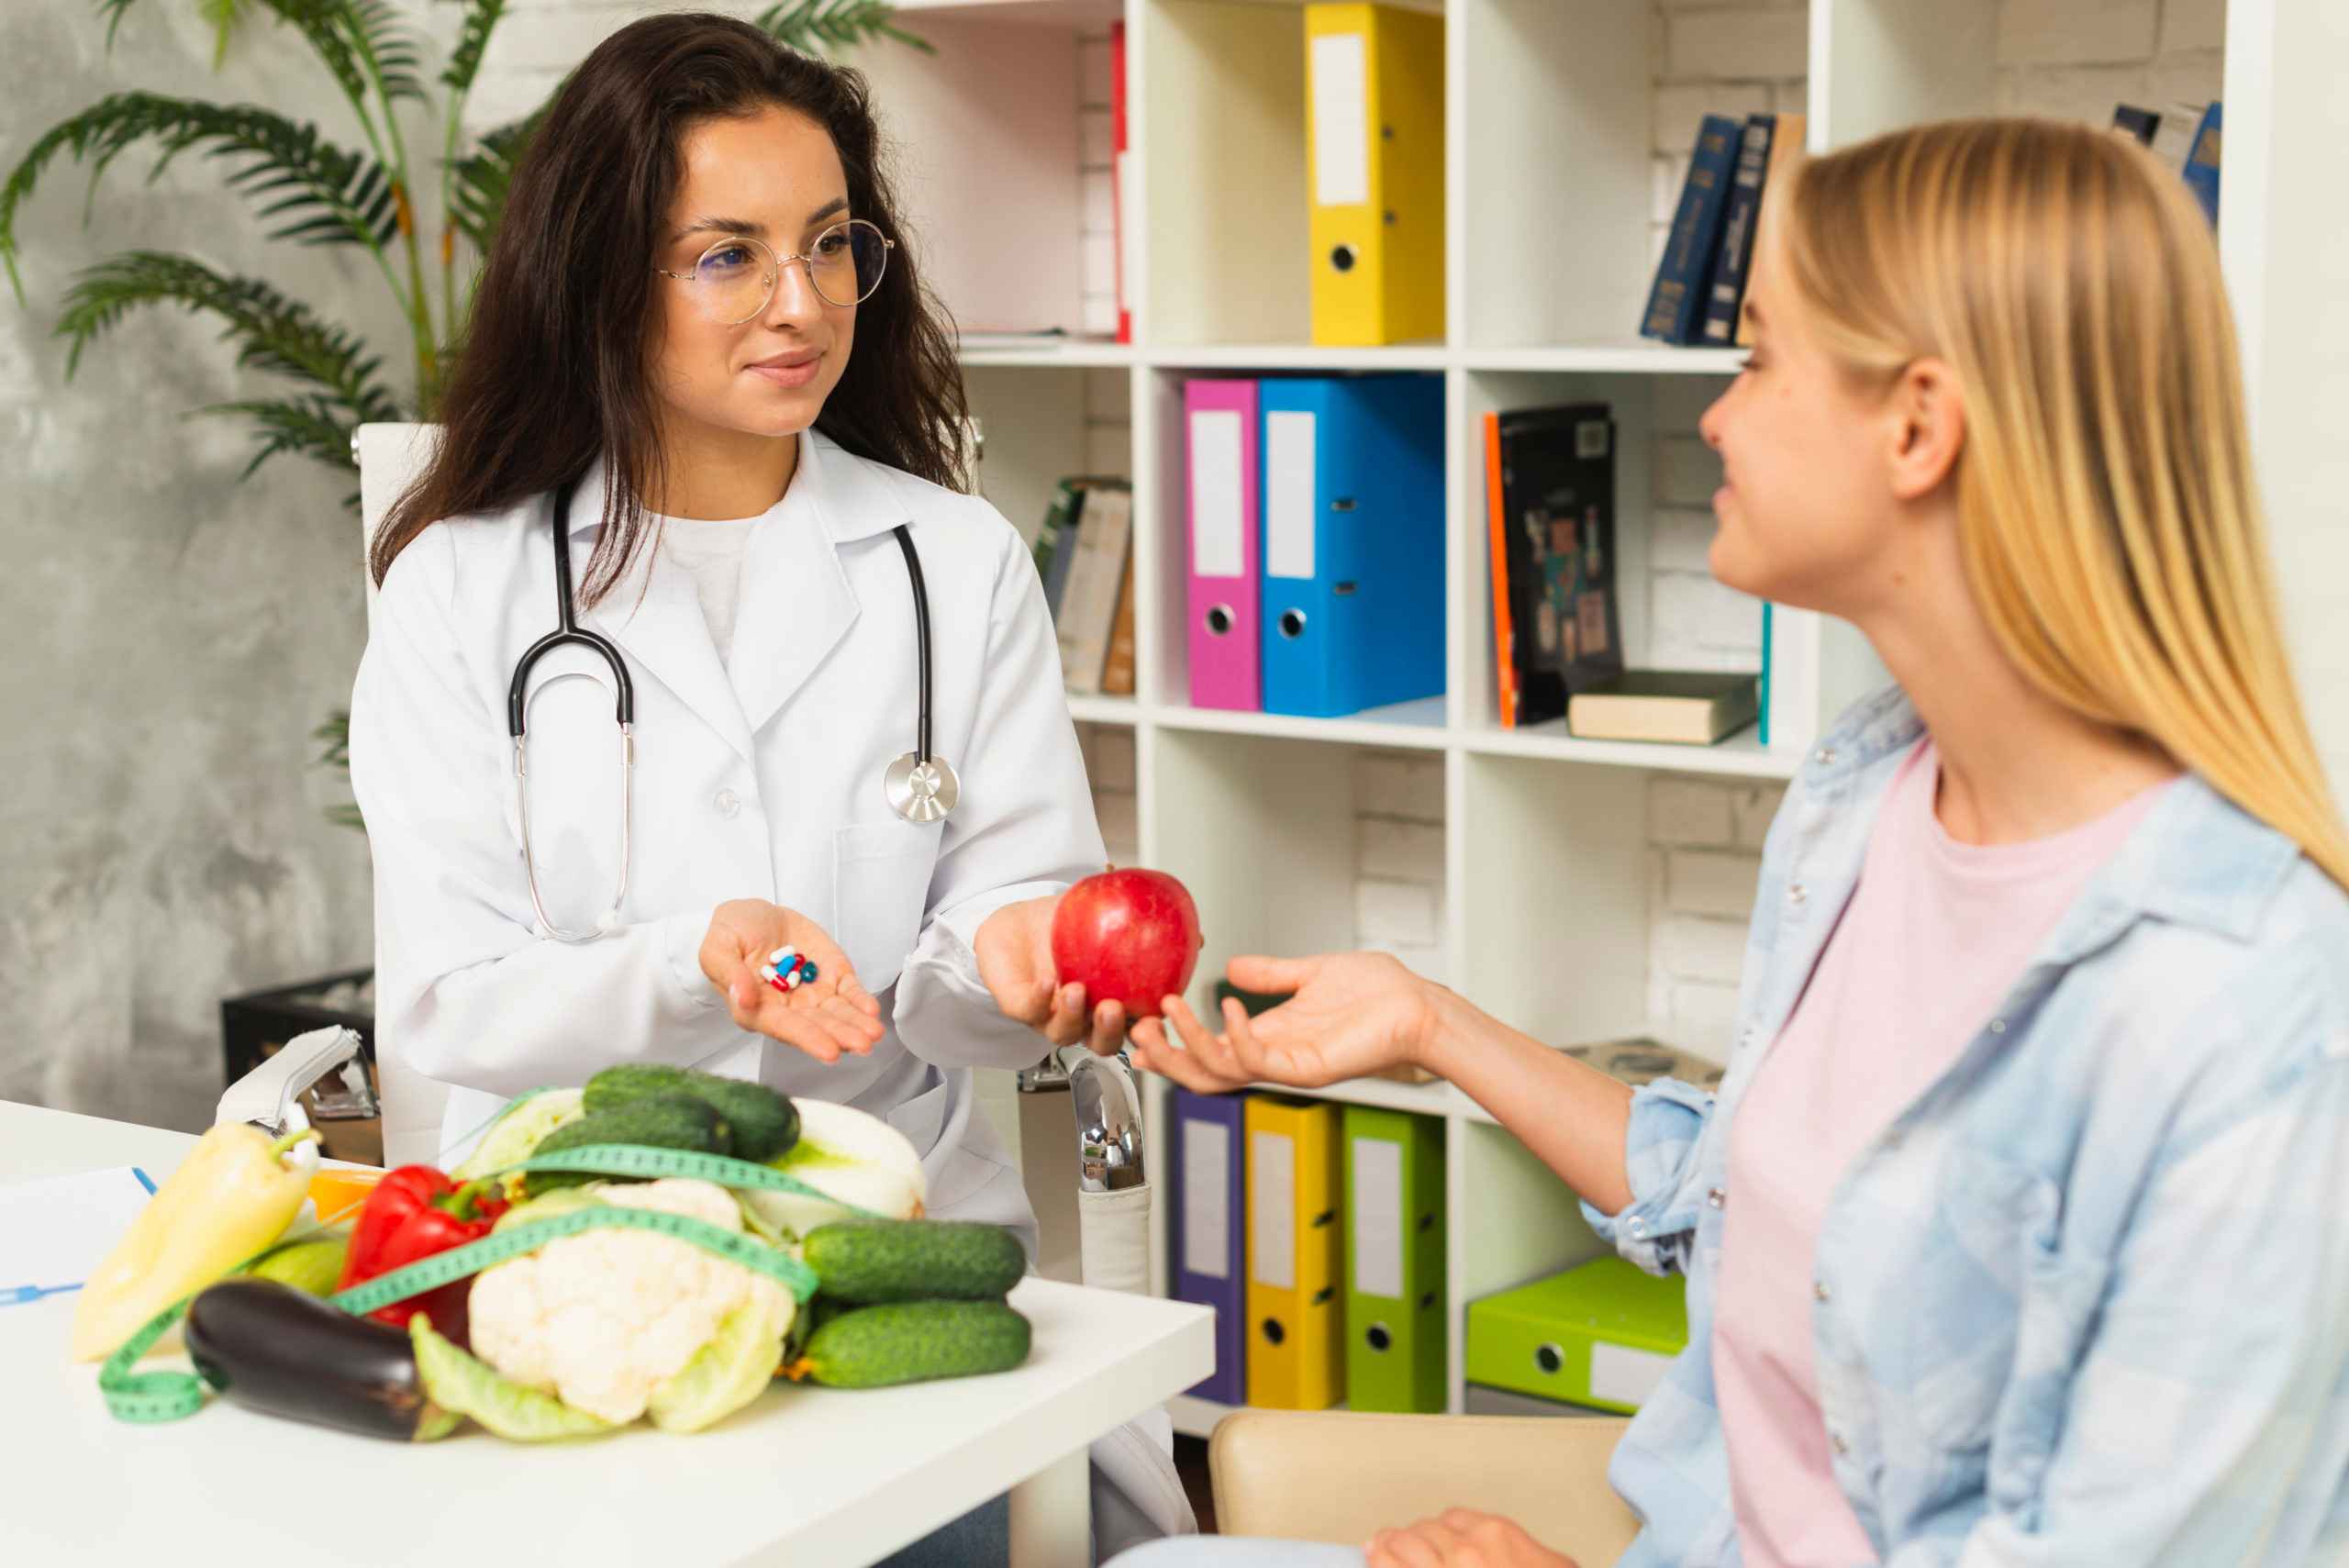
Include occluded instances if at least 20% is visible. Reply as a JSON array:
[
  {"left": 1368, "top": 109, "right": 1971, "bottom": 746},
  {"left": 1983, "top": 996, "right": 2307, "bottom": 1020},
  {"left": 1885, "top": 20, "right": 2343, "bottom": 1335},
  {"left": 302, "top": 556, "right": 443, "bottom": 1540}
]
[
  {"left": 1642, "top": 114, "right": 1743, "bottom": 346},
  {"left": 1700, "top": 116, "right": 1775, "bottom": 346},
  {"left": 1258, "top": 374, "right": 1446, "bottom": 719},
  {"left": 2182, "top": 102, "right": 2221, "bottom": 226}
]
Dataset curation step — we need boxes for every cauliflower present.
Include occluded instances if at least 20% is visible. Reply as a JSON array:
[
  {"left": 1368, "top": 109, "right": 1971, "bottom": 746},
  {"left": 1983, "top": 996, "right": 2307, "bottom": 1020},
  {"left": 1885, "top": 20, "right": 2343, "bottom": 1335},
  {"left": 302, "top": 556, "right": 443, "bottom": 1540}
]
[{"left": 466, "top": 1178, "right": 795, "bottom": 1429}]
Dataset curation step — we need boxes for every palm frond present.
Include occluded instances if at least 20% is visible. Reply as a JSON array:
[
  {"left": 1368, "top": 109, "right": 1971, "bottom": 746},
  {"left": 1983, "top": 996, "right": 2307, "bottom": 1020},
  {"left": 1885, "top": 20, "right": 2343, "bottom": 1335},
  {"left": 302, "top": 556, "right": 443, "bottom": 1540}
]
[
  {"left": 446, "top": 107, "right": 540, "bottom": 257},
  {"left": 244, "top": 0, "right": 370, "bottom": 102},
  {"left": 313, "top": 707, "right": 365, "bottom": 830},
  {"left": 55, "top": 250, "right": 405, "bottom": 426},
  {"left": 198, "top": 391, "right": 365, "bottom": 484},
  {"left": 341, "top": 0, "right": 428, "bottom": 103},
  {"left": 0, "top": 93, "right": 398, "bottom": 284},
  {"left": 198, "top": 0, "right": 251, "bottom": 65},
  {"left": 753, "top": 0, "right": 931, "bottom": 56},
  {"left": 440, "top": 0, "right": 508, "bottom": 96},
  {"left": 91, "top": 0, "right": 258, "bottom": 61}
]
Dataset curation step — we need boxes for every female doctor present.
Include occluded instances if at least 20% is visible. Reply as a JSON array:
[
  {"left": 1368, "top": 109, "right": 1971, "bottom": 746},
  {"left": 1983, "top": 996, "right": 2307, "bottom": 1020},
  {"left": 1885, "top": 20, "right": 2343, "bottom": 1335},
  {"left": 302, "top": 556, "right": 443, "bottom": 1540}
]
[{"left": 348, "top": 16, "right": 1129, "bottom": 1248}]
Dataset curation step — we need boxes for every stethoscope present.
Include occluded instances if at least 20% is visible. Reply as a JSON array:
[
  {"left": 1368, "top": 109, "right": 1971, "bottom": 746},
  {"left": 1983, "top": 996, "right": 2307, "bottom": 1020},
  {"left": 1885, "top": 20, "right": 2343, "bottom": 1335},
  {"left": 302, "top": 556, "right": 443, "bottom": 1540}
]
[{"left": 508, "top": 479, "right": 961, "bottom": 944}]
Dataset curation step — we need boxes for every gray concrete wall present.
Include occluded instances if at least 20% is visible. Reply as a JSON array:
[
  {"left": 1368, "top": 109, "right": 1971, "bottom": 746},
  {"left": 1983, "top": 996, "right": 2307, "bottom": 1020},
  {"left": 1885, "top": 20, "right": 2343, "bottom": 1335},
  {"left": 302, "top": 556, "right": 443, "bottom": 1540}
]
[{"left": 0, "top": 4, "right": 429, "bottom": 1126}]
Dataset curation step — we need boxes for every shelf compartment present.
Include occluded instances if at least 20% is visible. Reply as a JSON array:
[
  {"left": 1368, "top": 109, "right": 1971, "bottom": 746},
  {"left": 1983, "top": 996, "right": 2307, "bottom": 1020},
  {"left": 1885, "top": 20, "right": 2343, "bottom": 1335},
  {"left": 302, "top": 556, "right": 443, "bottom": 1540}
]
[
  {"left": 1453, "top": 751, "right": 1652, "bottom": 1051},
  {"left": 1141, "top": 0, "right": 1449, "bottom": 350}
]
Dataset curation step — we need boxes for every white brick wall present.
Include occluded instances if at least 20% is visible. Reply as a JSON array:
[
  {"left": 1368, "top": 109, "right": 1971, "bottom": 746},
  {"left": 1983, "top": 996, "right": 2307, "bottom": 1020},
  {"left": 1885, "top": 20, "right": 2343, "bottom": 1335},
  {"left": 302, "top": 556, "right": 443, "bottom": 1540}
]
[
  {"left": 1353, "top": 749, "right": 1448, "bottom": 984},
  {"left": 1644, "top": 774, "right": 1783, "bottom": 1050},
  {"left": 1076, "top": 30, "right": 1120, "bottom": 339},
  {"left": 1076, "top": 724, "right": 1139, "bottom": 869}
]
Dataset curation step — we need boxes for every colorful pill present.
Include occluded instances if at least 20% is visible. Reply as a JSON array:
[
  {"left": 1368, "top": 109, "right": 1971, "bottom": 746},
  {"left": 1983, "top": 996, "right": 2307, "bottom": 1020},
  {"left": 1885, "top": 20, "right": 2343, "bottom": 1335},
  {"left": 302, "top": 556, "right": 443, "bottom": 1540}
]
[
  {"left": 769, "top": 945, "right": 797, "bottom": 967},
  {"left": 796, "top": 960, "right": 819, "bottom": 984}
]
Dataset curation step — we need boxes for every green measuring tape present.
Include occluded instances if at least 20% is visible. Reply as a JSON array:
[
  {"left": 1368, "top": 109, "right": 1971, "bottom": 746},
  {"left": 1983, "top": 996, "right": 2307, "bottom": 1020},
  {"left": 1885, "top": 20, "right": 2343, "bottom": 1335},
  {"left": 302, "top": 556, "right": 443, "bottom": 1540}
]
[{"left": 96, "top": 1144, "right": 874, "bottom": 1425}]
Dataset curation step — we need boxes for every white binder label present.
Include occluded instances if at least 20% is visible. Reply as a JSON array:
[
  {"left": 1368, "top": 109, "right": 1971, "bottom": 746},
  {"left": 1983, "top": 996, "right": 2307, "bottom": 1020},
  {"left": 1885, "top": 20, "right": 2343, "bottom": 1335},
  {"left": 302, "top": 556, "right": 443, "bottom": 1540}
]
[
  {"left": 1183, "top": 1119, "right": 1231, "bottom": 1280},
  {"left": 1251, "top": 1131, "right": 1296, "bottom": 1290},
  {"left": 1264, "top": 411, "right": 1318, "bottom": 581},
  {"left": 1311, "top": 33, "right": 1370, "bottom": 208},
  {"left": 1589, "top": 1341, "right": 1674, "bottom": 1408},
  {"left": 1351, "top": 1137, "right": 1404, "bottom": 1301},
  {"left": 1187, "top": 410, "right": 1244, "bottom": 579}
]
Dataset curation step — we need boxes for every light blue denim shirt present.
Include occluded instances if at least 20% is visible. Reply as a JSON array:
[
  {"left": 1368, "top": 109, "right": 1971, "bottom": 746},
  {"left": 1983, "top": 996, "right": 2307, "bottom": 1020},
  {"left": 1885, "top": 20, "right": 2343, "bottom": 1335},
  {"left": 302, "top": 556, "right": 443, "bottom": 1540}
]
[{"left": 1586, "top": 685, "right": 2349, "bottom": 1566}]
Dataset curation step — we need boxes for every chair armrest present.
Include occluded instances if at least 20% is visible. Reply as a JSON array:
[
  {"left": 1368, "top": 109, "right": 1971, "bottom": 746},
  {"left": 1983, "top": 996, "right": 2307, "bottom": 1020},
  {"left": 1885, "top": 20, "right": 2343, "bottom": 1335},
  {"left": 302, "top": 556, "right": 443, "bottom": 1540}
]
[{"left": 1208, "top": 1408, "right": 1641, "bottom": 1566}]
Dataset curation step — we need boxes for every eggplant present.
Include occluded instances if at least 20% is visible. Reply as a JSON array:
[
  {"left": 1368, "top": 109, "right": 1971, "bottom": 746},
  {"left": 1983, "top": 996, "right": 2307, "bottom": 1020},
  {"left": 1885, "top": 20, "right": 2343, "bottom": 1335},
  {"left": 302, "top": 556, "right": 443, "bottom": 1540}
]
[{"left": 184, "top": 1277, "right": 460, "bottom": 1441}]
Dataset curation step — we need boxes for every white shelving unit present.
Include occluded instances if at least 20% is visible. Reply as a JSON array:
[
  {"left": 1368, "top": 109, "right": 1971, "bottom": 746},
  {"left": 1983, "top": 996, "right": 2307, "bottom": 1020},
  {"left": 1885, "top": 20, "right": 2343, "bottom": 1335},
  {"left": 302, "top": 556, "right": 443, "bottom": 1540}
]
[{"left": 865, "top": 0, "right": 2345, "bottom": 1435}]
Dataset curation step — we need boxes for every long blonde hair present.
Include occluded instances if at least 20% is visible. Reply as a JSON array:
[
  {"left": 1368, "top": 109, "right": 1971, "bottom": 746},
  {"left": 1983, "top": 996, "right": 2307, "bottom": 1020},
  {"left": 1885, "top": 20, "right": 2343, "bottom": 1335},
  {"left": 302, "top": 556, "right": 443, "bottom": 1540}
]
[{"left": 1783, "top": 117, "right": 2349, "bottom": 891}]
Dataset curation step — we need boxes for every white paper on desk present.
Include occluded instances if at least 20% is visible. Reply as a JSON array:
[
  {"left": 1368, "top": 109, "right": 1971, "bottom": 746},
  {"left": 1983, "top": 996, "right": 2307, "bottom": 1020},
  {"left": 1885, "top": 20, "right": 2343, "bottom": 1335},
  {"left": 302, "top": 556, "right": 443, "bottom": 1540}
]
[{"left": 0, "top": 1167, "right": 155, "bottom": 1291}]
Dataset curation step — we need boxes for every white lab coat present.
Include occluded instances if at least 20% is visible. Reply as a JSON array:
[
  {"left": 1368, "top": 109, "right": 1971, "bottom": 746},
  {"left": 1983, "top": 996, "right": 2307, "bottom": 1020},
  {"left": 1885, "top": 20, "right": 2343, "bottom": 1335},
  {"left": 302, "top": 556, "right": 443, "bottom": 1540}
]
[{"left": 347, "top": 429, "right": 1106, "bottom": 1254}]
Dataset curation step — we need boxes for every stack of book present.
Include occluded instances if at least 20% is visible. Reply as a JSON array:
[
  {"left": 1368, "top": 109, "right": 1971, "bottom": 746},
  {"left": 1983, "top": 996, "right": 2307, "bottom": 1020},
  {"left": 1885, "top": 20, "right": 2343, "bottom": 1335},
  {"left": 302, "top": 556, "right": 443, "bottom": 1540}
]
[
  {"left": 1484, "top": 402, "right": 1761, "bottom": 747},
  {"left": 1639, "top": 111, "right": 1805, "bottom": 350},
  {"left": 1034, "top": 477, "right": 1136, "bottom": 697}
]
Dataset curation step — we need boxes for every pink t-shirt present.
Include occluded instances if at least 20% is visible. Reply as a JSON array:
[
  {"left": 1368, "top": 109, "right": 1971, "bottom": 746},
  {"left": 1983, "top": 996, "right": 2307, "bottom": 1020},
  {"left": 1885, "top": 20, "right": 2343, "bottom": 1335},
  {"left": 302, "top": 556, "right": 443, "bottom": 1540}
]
[{"left": 1712, "top": 739, "right": 2170, "bottom": 1567}]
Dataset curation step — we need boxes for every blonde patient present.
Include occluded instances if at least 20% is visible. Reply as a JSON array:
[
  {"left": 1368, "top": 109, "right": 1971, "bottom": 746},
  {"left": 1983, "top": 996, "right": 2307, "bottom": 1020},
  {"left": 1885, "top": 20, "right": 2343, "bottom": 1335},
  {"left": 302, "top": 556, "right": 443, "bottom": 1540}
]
[{"left": 1116, "top": 118, "right": 2349, "bottom": 1568}]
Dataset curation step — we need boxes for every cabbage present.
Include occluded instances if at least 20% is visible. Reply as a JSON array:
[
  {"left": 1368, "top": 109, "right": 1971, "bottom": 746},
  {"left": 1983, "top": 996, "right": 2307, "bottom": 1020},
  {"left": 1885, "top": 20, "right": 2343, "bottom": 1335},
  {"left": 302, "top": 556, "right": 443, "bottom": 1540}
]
[{"left": 450, "top": 1087, "right": 585, "bottom": 1188}]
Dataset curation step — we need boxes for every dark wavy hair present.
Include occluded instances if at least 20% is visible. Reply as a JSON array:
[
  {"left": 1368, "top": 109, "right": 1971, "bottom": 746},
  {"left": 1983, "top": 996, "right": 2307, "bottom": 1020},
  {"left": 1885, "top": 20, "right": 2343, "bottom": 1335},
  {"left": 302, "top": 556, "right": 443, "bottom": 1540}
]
[{"left": 371, "top": 12, "right": 968, "bottom": 603}]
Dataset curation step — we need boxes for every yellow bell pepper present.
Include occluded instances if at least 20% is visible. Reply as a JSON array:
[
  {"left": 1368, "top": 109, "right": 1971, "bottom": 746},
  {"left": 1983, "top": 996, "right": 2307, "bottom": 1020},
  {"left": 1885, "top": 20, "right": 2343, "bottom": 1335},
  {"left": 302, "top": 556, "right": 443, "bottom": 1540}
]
[{"left": 70, "top": 1124, "right": 321, "bottom": 1362}]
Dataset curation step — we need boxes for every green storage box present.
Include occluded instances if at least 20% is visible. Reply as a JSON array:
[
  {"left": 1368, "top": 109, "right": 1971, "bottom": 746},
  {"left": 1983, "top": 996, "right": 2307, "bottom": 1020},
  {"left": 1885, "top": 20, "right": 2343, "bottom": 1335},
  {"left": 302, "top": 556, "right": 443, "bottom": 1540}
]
[{"left": 1465, "top": 1256, "right": 1687, "bottom": 1415}]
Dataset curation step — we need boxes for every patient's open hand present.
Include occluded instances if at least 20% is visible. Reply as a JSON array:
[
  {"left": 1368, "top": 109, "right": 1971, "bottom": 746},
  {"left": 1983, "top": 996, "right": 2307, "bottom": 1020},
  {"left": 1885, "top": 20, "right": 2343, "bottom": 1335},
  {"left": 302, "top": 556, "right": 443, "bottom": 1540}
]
[{"left": 1364, "top": 1509, "right": 1578, "bottom": 1568}]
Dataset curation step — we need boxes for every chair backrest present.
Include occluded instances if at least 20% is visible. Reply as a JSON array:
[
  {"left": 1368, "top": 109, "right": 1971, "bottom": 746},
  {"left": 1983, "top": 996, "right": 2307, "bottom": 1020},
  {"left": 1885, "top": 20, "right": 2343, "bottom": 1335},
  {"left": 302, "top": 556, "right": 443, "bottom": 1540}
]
[
  {"left": 1209, "top": 1408, "right": 1642, "bottom": 1564},
  {"left": 355, "top": 423, "right": 449, "bottom": 1167}
]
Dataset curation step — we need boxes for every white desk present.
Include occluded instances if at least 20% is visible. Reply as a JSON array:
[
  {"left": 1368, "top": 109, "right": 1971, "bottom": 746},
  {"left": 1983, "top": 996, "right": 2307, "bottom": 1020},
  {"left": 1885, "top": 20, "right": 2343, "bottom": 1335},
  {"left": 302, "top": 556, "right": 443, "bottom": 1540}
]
[{"left": 0, "top": 1100, "right": 1213, "bottom": 1567}]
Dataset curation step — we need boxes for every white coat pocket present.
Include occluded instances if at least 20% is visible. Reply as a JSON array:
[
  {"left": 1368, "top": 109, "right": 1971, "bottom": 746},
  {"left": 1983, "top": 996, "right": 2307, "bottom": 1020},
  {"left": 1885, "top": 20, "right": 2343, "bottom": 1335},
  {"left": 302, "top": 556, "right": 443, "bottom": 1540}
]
[{"left": 830, "top": 818, "right": 941, "bottom": 995}]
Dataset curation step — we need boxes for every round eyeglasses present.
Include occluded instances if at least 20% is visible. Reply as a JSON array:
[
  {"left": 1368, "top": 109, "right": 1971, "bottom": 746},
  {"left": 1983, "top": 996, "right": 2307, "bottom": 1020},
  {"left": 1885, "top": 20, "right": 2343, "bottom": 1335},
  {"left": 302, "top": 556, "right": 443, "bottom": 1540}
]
[{"left": 655, "top": 218, "right": 894, "bottom": 323}]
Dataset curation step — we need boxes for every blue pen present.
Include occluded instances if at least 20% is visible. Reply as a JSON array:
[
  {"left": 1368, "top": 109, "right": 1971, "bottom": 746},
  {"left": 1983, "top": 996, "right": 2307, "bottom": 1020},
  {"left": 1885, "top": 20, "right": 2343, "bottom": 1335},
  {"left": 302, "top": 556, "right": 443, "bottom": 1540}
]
[
  {"left": 2, "top": 1168, "right": 155, "bottom": 1306},
  {"left": 2, "top": 1283, "right": 83, "bottom": 1307}
]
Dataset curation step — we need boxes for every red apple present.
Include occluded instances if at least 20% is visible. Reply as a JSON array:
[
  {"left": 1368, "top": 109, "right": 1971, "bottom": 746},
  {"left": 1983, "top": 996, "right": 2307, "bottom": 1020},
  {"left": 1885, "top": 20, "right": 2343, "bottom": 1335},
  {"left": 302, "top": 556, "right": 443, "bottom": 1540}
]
[{"left": 1050, "top": 868, "right": 1203, "bottom": 1020}]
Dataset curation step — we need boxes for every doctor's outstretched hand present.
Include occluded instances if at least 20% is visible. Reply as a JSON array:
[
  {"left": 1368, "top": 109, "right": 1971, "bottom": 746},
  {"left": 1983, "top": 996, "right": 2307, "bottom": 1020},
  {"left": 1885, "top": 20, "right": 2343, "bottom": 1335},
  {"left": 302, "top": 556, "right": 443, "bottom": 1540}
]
[
  {"left": 974, "top": 895, "right": 1132, "bottom": 1058},
  {"left": 698, "top": 899, "right": 886, "bottom": 1064},
  {"left": 1128, "top": 951, "right": 1441, "bottom": 1094}
]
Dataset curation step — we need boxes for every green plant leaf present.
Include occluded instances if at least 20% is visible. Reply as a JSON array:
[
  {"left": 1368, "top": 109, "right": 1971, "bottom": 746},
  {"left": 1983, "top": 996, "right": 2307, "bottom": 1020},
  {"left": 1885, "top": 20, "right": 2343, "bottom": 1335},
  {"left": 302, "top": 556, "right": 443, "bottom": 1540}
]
[
  {"left": 314, "top": 707, "right": 363, "bottom": 831},
  {"left": 341, "top": 0, "right": 428, "bottom": 103},
  {"left": 54, "top": 250, "right": 406, "bottom": 426},
  {"left": 197, "top": 390, "right": 365, "bottom": 482},
  {"left": 200, "top": 0, "right": 251, "bottom": 65},
  {"left": 753, "top": 0, "right": 931, "bottom": 56},
  {"left": 446, "top": 107, "right": 540, "bottom": 258},
  {"left": 0, "top": 93, "right": 399, "bottom": 283},
  {"left": 440, "top": 0, "right": 508, "bottom": 95}
]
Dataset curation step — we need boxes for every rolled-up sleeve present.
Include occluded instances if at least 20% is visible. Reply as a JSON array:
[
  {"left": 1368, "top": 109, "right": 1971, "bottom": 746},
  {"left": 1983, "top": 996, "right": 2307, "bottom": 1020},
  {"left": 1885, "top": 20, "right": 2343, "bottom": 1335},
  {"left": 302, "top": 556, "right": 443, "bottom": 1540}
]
[{"left": 1580, "top": 1077, "right": 1717, "bottom": 1275}]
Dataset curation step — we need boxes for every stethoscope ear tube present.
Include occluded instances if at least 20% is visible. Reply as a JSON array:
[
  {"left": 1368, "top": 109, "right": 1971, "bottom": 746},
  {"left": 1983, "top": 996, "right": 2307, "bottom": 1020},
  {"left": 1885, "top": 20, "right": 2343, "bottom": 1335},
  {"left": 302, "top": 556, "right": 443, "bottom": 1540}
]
[{"left": 511, "top": 483, "right": 636, "bottom": 942}]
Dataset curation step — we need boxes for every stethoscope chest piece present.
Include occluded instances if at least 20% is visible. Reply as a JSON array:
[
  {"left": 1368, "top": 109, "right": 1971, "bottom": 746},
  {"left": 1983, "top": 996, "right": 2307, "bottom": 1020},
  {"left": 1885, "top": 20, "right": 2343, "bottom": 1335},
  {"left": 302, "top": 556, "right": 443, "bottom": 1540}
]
[{"left": 885, "top": 750, "right": 961, "bottom": 824}]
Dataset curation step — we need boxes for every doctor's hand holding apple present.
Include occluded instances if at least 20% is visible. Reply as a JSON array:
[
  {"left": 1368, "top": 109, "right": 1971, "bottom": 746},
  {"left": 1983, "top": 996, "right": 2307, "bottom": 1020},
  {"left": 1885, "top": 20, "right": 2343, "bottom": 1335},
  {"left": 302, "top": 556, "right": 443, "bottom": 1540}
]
[{"left": 976, "top": 868, "right": 1204, "bottom": 1057}]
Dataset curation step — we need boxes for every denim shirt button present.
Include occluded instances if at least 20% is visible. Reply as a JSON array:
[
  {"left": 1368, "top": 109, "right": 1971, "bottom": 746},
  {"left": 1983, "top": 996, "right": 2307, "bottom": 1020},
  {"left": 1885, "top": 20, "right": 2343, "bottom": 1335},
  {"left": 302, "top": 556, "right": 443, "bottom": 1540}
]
[
  {"left": 1627, "top": 1218, "right": 1647, "bottom": 1239},
  {"left": 1815, "top": 746, "right": 1838, "bottom": 767},
  {"left": 1831, "top": 1431, "right": 1851, "bottom": 1458},
  {"left": 1988, "top": 1018, "right": 2008, "bottom": 1035},
  {"left": 1707, "top": 1186, "right": 1727, "bottom": 1209},
  {"left": 1814, "top": 1280, "right": 1832, "bottom": 1304},
  {"left": 1788, "top": 882, "right": 1808, "bottom": 906}
]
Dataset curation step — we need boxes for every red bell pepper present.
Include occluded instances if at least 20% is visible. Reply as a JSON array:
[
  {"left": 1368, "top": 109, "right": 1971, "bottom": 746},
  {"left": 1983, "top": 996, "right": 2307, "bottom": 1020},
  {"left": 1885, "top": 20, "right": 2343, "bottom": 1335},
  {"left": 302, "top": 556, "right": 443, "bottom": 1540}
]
[{"left": 335, "top": 1165, "right": 509, "bottom": 1348}]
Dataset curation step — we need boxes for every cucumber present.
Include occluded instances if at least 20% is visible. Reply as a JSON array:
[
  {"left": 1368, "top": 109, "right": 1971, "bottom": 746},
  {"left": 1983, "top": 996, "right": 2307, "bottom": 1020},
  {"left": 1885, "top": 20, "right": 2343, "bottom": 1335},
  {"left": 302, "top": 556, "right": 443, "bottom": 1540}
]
[
  {"left": 791, "top": 1299, "right": 1031, "bottom": 1389},
  {"left": 584, "top": 1064, "right": 800, "bottom": 1162},
  {"left": 805, "top": 1219, "right": 1027, "bottom": 1306},
  {"left": 525, "top": 1093, "right": 730, "bottom": 1195}
]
